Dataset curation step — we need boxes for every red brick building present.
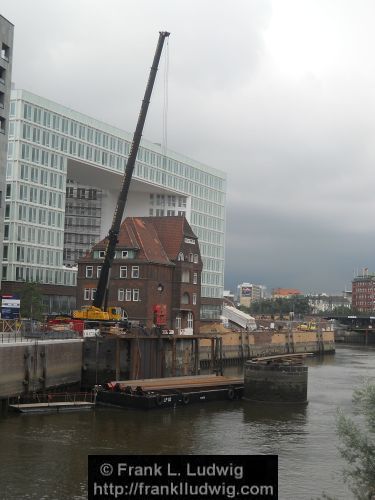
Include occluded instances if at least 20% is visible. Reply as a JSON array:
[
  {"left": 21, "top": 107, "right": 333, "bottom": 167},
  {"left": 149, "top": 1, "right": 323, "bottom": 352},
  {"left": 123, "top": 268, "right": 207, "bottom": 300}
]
[
  {"left": 76, "top": 216, "right": 202, "bottom": 333},
  {"left": 352, "top": 273, "right": 375, "bottom": 312}
]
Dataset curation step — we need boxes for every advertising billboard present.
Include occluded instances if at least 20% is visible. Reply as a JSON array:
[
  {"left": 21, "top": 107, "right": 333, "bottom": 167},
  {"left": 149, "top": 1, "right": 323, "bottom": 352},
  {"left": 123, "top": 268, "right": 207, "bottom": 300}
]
[{"left": 1, "top": 295, "right": 20, "bottom": 319}]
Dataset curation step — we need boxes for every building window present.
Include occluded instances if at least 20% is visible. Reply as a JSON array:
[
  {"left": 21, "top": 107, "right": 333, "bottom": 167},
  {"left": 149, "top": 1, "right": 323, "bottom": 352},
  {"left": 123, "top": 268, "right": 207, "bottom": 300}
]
[
  {"left": 85, "top": 266, "right": 93, "bottom": 278},
  {"left": 193, "top": 293, "right": 197, "bottom": 305},
  {"left": 193, "top": 254, "right": 198, "bottom": 263},
  {"left": 118, "top": 288, "right": 124, "bottom": 301},
  {"left": 2, "top": 245, "right": 8, "bottom": 260},
  {"left": 0, "top": 91, "right": 4, "bottom": 109},
  {"left": 187, "top": 312, "right": 193, "bottom": 329},
  {"left": 178, "top": 252, "right": 184, "bottom": 261},
  {"left": 125, "top": 289, "right": 132, "bottom": 301},
  {"left": 131, "top": 266, "right": 139, "bottom": 278},
  {"left": 181, "top": 270, "right": 190, "bottom": 283},
  {"left": 175, "top": 315, "right": 181, "bottom": 330},
  {"left": 133, "top": 289, "right": 140, "bottom": 301},
  {"left": 84, "top": 288, "right": 90, "bottom": 300},
  {"left": 0, "top": 66, "right": 5, "bottom": 83},
  {"left": 1, "top": 43, "right": 10, "bottom": 61},
  {"left": 0, "top": 117, "right": 5, "bottom": 134},
  {"left": 91, "top": 289, "right": 96, "bottom": 300},
  {"left": 120, "top": 266, "right": 127, "bottom": 278},
  {"left": 96, "top": 266, "right": 102, "bottom": 278},
  {"left": 182, "top": 292, "right": 189, "bottom": 305},
  {"left": 189, "top": 253, "right": 193, "bottom": 262},
  {"left": 122, "top": 250, "right": 128, "bottom": 258},
  {"left": 99, "top": 251, "right": 105, "bottom": 258},
  {"left": 193, "top": 272, "right": 198, "bottom": 284}
]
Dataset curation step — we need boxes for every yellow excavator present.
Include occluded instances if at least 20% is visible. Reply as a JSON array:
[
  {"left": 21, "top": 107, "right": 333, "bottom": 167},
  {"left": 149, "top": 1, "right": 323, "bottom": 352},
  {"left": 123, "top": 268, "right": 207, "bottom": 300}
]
[{"left": 72, "top": 306, "right": 123, "bottom": 322}]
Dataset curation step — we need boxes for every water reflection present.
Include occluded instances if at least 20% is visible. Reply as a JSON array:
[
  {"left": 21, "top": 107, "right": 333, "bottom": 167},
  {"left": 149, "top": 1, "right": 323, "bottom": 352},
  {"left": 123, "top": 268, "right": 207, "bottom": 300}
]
[{"left": 1, "top": 346, "right": 374, "bottom": 499}]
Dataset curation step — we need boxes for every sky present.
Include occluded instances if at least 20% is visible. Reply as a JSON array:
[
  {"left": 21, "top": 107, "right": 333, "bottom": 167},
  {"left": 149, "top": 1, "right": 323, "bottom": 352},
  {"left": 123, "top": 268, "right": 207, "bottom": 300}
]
[{"left": 2, "top": 0, "right": 375, "bottom": 295}]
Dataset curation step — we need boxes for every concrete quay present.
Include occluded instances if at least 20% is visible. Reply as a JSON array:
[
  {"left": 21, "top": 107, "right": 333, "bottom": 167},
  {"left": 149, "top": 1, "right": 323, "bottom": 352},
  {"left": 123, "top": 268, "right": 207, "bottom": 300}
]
[{"left": 0, "top": 336, "right": 83, "bottom": 404}]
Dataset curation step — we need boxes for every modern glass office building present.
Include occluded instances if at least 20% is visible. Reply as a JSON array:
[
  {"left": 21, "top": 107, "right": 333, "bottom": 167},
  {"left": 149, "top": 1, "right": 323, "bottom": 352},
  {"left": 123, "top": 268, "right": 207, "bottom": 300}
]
[
  {"left": 4, "top": 89, "right": 226, "bottom": 318},
  {"left": 0, "top": 16, "right": 14, "bottom": 289}
]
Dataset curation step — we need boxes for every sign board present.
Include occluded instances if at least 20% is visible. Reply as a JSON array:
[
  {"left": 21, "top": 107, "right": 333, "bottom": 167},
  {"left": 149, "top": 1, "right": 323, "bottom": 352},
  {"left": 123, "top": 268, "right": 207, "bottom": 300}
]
[
  {"left": 83, "top": 329, "right": 100, "bottom": 338},
  {"left": 1, "top": 296, "right": 20, "bottom": 319},
  {"left": 241, "top": 287, "right": 252, "bottom": 297},
  {"left": 179, "top": 328, "right": 193, "bottom": 336},
  {"left": 162, "top": 329, "right": 174, "bottom": 335}
]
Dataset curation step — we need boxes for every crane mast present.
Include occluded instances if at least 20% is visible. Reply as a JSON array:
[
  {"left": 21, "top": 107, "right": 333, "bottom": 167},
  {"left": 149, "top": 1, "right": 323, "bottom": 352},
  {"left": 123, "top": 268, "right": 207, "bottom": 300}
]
[{"left": 92, "top": 31, "right": 170, "bottom": 310}]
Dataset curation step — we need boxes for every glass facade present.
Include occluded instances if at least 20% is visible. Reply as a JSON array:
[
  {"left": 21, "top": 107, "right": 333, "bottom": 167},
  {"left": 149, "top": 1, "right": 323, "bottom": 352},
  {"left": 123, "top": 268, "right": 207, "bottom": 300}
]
[{"left": 5, "top": 90, "right": 226, "bottom": 314}]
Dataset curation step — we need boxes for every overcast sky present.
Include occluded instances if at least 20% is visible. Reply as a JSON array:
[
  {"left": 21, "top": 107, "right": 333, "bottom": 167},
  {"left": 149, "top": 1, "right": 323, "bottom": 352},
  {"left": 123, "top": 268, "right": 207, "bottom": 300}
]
[{"left": 2, "top": 0, "right": 375, "bottom": 295}]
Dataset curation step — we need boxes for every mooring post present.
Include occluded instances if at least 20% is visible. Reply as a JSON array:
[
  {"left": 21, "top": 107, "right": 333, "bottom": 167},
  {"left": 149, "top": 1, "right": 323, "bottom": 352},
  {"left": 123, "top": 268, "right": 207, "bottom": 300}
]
[
  {"left": 115, "top": 337, "right": 120, "bottom": 380},
  {"left": 172, "top": 336, "right": 176, "bottom": 377},
  {"left": 219, "top": 337, "right": 224, "bottom": 375},
  {"left": 210, "top": 337, "right": 215, "bottom": 373},
  {"left": 194, "top": 337, "right": 200, "bottom": 375}
]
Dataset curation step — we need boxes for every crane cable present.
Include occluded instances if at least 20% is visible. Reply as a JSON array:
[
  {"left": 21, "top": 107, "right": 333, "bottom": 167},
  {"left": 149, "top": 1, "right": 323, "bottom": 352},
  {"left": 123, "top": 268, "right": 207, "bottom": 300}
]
[{"left": 162, "top": 36, "right": 169, "bottom": 163}]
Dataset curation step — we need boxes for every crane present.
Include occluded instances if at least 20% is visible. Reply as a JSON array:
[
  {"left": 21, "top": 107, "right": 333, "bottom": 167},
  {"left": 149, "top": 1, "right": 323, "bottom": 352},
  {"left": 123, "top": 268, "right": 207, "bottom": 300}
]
[{"left": 73, "top": 31, "right": 170, "bottom": 323}]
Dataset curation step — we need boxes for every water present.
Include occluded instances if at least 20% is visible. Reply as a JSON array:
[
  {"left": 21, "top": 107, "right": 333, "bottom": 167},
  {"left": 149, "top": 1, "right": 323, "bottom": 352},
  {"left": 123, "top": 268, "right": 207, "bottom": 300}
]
[{"left": 0, "top": 346, "right": 374, "bottom": 499}]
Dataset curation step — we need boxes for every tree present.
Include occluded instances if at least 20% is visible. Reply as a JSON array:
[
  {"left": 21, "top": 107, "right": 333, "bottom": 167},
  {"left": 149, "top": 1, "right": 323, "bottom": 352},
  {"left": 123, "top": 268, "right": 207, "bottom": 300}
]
[
  {"left": 336, "top": 381, "right": 375, "bottom": 499},
  {"left": 19, "top": 282, "right": 44, "bottom": 320}
]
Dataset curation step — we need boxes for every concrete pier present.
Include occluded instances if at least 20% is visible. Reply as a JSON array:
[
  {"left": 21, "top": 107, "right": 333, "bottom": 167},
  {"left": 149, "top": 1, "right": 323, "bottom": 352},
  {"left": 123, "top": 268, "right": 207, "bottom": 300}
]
[{"left": 243, "top": 355, "right": 308, "bottom": 404}]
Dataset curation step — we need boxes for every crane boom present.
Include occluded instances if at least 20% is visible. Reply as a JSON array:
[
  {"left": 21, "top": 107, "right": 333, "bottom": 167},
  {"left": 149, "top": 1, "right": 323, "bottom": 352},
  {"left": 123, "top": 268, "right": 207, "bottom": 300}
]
[{"left": 92, "top": 31, "right": 170, "bottom": 309}]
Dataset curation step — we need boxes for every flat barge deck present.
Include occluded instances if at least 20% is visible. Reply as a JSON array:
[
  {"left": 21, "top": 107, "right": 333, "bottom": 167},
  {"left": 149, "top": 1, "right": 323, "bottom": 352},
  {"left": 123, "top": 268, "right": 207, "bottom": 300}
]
[{"left": 96, "top": 375, "right": 243, "bottom": 410}]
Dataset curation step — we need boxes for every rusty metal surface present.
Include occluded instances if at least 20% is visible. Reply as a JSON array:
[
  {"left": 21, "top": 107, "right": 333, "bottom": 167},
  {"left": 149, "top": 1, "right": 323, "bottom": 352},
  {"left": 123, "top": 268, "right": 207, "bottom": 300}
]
[{"left": 112, "top": 375, "right": 243, "bottom": 392}]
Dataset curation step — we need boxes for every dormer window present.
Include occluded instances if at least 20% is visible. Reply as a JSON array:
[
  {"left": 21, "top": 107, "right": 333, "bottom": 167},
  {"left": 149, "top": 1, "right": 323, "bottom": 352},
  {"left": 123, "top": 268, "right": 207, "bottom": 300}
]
[{"left": 122, "top": 250, "right": 129, "bottom": 258}]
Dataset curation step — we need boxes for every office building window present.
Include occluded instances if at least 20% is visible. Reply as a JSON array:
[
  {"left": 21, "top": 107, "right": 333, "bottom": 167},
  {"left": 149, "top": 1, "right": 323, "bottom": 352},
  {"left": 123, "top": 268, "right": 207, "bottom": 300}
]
[{"left": 1, "top": 43, "right": 10, "bottom": 61}]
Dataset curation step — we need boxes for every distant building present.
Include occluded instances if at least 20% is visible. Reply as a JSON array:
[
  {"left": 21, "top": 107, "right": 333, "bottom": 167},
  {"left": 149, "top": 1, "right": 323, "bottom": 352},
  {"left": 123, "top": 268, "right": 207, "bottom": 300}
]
[
  {"left": 307, "top": 293, "right": 351, "bottom": 314},
  {"left": 272, "top": 288, "right": 302, "bottom": 299},
  {"left": 76, "top": 216, "right": 202, "bottom": 333},
  {"left": 237, "top": 283, "right": 265, "bottom": 308},
  {"left": 0, "top": 15, "right": 14, "bottom": 289},
  {"left": 352, "top": 272, "right": 375, "bottom": 313}
]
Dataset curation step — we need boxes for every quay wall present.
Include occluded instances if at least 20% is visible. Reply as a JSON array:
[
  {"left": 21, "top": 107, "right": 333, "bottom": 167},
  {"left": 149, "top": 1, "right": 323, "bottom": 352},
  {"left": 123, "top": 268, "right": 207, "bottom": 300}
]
[
  {"left": 0, "top": 339, "right": 83, "bottom": 398},
  {"left": 199, "top": 330, "right": 335, "bottom": 363}
]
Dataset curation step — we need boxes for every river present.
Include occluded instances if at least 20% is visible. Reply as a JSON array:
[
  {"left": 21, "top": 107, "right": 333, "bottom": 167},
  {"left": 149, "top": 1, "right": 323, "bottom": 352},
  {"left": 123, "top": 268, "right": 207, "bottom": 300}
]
[{"left": 0, "top": 345, "right": 374, "bottom": 499}]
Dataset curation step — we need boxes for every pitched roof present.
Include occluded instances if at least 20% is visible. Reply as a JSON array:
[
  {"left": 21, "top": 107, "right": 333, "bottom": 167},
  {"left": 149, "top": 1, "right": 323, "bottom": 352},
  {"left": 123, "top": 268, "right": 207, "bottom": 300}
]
[
  {"left": 90, "top": 216, "right": 198, "bottom": 264},
  {"left": 141, "top": 216, "right": 198, "bottom": 260}
]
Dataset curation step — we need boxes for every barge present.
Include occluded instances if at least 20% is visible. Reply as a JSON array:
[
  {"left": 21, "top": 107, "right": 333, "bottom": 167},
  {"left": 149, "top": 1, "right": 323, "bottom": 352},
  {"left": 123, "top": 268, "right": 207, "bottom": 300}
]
[{"left": 96, "top": 375, "right": 243, "bottom": 410}]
